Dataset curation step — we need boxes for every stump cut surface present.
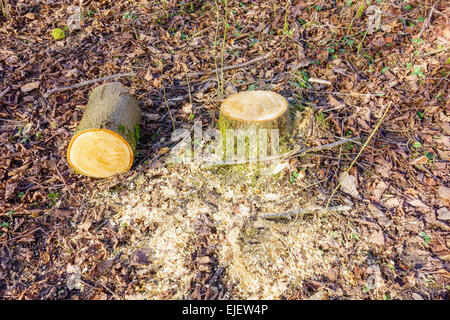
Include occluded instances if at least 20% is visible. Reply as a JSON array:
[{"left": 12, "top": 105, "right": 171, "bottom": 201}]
[{"left": 220, "top": 90, "right": 288, "bottom": 123}]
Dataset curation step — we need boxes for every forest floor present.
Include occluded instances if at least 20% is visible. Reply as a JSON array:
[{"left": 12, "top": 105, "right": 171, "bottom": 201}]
[{"left": 0, "top": 0, "right": 449, "bottom": 300}]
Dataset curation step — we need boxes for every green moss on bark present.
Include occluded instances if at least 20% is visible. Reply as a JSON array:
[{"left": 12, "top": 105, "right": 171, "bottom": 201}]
[
  {"left": 218, "top": 109, "right": 291, "bottom": 162},
  {"left": 75, "top": 82, "right": 142, "bottom": 155}
]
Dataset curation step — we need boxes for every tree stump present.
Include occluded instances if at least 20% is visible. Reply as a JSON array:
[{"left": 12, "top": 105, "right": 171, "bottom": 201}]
[
  {"left": 218, "top": 90, "right": 290, "bottom": 162},
  {"left": 67, "top": 82, "right": 142, "bottom": 178}
]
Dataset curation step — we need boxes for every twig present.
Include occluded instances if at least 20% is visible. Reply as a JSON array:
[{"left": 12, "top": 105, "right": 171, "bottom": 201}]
[
  {"left": 0, "top": 227, "right": 43, "bottom": 244},
  {"left": 261, "top": 205, "right": 352, "bottom": 220},
  {"left": 417, "top": 6, "right": 434, "bottom": 39},
  {"left": 206, "top": 266, "right": 225, "bottom": 287},
  {"left": 307, "top": 90, "right": 384, "bottom": 97},
  {"left": 201, "top": 137, "right": 359, "bottom": 168},
  {"left": 162, "top": 77, "right": 176, "bottom": 131},
  {"left": 0, "top": 150, "right": 30, "bottom": 161},
  {"left": 219, "top": 0, "right": 229, "bottom": 96},
  {"left": 325, "top": 102, "right": 392, "bottom": 210},
  {"left": 0, "top": 87, "right": 10, "bottom": 99},
  {"left": 79, "top": 279, "right": 120, "bottom": 300},
  {"left": 188, "top": 53, "right": 272, "bottom": 77},
  {"left": 0, "top": 130, "right": 62, "bottom": 161},
  {"left": 43, "top": 72, "right": 135, "bottom": 98},
  {"left": 51, "top": 154, "right": 85, "bottom": 208},
  {"left": 427, "top": 46, "right": 450, "bottom": 56},
  {"left": 212, "top": 0, "right": 222, "bottom": 94},
  {"left": 308, "top": 78, "right": 332, "bottom": 86}
]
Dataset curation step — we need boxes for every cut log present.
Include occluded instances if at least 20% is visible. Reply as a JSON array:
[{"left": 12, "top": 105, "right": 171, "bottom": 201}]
[
  {"left": 67, "top": 82, "right": 142, "bottom": 178},
  {"left": 218, "top": 90, "right": 291, "bottom": 162}
]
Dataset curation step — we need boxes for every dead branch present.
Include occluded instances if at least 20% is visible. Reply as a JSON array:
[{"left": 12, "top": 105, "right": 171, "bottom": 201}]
[
  {"left": 201, "top": 137, "right": 360, "bottom": 168},
  {"left": 260, "top": 205, "right": 352, "bottom": 220},
  {"left": 43, "top": 72, "right": 135, "bottom": 98},
  {"left": 188, "top": 53, "right": 272, "bottom": 77}
]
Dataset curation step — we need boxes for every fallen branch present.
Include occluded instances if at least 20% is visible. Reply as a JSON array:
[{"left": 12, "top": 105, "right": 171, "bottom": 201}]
[
  {"left": 0, "top": 87, "right": 10, "bottom": 99},
  {"left": 201, "top": 137, "right": 359, "bottom": 168},
  {"left": 188, "top": 53, "right": 272, "bottom": 77},
  {"left": 261, "top": 205, "right": 352, "bottom": 220},
  {"left": 43, "top": 72, "right": 135, "bottom": 98},
  {"left": 308, "top": 78, "right": 332, "bottom": 86}
]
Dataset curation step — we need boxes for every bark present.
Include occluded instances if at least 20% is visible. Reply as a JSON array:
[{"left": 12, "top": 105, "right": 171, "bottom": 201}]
[{"left": 218, "top": 90, "right": 291, "bottom": 162}]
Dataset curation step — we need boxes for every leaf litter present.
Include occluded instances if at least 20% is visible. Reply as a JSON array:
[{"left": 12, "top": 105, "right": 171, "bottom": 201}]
[{"left": 0, "top": 0, "right": 449, "bottom": 300}]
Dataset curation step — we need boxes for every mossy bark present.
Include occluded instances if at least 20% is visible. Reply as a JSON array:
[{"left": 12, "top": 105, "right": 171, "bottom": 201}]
[
  {"left": 218, "top": 110, "right": 290, "bottom": 135},
  {"left": 218, "top": 109, "right": 291, "bottom": 163},
  {"left": 75, "top": 82, "right": 142, "bottom": 154}
]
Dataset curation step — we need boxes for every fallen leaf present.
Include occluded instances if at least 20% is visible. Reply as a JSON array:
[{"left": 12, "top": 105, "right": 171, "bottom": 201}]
[
  {"left": 21, "top": 81, "right": 40, "bottom": 92},
  {"left": 375, "top": 157, "right": 392, "bottom": 178},
  {"left": 411, "top": 293, "right": 424, "bottom": 300},
  {"left": 5, "top": 182, "right": 18, "bottom": 200},
  {"left": 366, "top": 5, "right": 382, "bottom": 34},
  {"left": 384, "top": 197, "right": 400, "bottom": 209},
  {"left": 437, "top": 185, "right": 450, "bottom": 201},
  {"left": 410, "top": 155, "right": 428, "bottom": 165},
  {"left": 95, "top": 259, "right": 114, "bottom": 275},
  {"left": 91, "top": 292, "right": 108, "bottom": 300},
  {"left": 24, "top": 13, "right": 35, "bottom": 20},
  {"left": 369, "top": 230, "right": 385, "bottom": 245},
  {"left": 181, "top": 103, "right": 192, "bottom": 114},
  {"left": 77, "top": 219, "right": 92, "bottom": 232},
  {"left": 66, "top": 264, "right": 82, "bottom": 290},
  {"left": 197, "top": 256, "right": 213, "bottom": 264},
  {"left": 436, "top": 207, "right": 450, "bottom": 221},
  {"left": 373, "top": 180, "right": 389, "bottom": 201},
  {"left": 225, "top": 84, "right": 238, "bottom": 95},
  {"left": 339, "top": 173, "right": 360, "bottom": 199},
  {"left": 130, "top": 249, "right": 150, "bottom": 266},
  {"left": 408, "top": 199, "right": 429, "bottom": 209},
  {"left": 144, "top": 68, "right": 153, "bottom": 81},
  {"left": 328, "top": 94, "right": 345, "bottom": 109},
  {"left": 406, "top": 75, "right": 419, "bottom": 93}
]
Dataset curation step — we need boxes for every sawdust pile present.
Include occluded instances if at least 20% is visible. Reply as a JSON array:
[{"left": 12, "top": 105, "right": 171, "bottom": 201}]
[{"left": 89, "top": 159, "right": 367, "bottom": 299}]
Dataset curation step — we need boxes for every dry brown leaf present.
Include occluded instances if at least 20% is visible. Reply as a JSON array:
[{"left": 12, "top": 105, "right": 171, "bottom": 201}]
[
  {"left": 375, "top": 157, "right": 392, "bottom": 178},
  {"left": 408, "top": 199, "right": 429, "bottom": 209},
  {"left": 436, "top": 207, "right": 450, "bottom": 221},
  {"left": 384, "top": 197, "right": 400, "bottom": 209},
  {"left": 437, "top": 186, "right": 450, "bottom": 201},
  {"left": 339, "top": 173, "right": 360, "bottom": 199},
  {"left": 410, "top": 155, "right": 428, "bottom": 166},
  {"left": 21, "top": 81, "right": 40, "bottom": 92},
  {"left": 373, "top": 180, "right": 389, "bottom": 201},
  {"left": 328, "top": 94, "right": 345, "bottom": 108},
  {"left": 24, "top": 13, "right": 35, "bottom": 20},
  {"left": 369, "top": 230, "right": 385, "bottom": 246},
  {"left": 4, "top": 182, "right": 18, "bottom": 200}
]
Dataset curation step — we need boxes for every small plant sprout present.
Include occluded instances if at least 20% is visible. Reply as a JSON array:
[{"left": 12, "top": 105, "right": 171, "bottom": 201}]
[
  {"left": 412, "top": 66, "right": 426, "bottom": 79},
  {"left": 419, "top": 232, "right": 431, "bottom": 245}
]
